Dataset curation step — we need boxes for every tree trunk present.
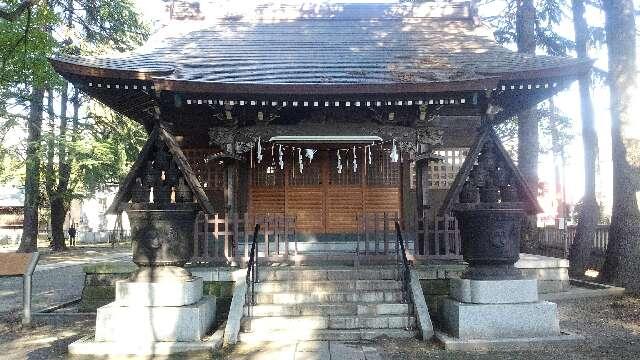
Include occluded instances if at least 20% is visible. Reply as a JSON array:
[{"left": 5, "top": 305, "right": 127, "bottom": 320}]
[
  {"left": 516, "top": 0, "right": 539, "bottom": 252},
  {"left": 49, "top": 82, "right": 69, "bottom": 252},
  {"left": 600, "top": 0, "right": 640, "bottom": 292},
  {"left": 49, "top": 196, "right": 67, "bottom": 251},
  {"left": 18, "top": 86, "right": 44, "bottom": 253},
  {"left": 516, "top": 0, "right": 538, "bottom": 191},
  {"left": 570, "top": 0, "right": 599, "bottom": 277}
]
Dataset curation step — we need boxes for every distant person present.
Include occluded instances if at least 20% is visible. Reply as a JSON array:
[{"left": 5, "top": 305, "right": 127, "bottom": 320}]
[{"left": 68, "top": 223, "right": 77, "bottom": 247}]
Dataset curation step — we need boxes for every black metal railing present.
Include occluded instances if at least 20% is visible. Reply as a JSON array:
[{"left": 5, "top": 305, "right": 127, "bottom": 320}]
[
  {"left": 244, "top": 223, "right": 260, "bottom": 332},
  {"left": 395, "top": 221, "right": 413, "bottom": 329}
]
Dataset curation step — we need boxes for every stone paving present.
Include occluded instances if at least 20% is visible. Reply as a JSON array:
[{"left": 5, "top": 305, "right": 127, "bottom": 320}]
[{"left": 224, "top": 340, "right": 382, "bottom": 360}]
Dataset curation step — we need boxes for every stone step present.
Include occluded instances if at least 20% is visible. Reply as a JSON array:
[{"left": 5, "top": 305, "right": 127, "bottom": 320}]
[
  {"left": 253, "top": 280, "right": 402, "bottom": 293},
  {"left": 257, "top": 268, "right": 399, "bottom": 282},
  {"left": 237, "top": 240, "right": 414, "bottom": 254},
  {"left": 239, "top": 328, "right": 416, "bottom": 342},
  {"left": 254, "top": 290, "right": 404, "bottom": 304},
  {"left": 244, "top": 303, "right": 410, "bottom": 317},
  {"left": 243, "top": 315, "right": 416, "bottom": 332}
]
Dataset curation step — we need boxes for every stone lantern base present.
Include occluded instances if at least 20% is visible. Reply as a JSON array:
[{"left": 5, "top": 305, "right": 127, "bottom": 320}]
[
  {"left": 68, "top": 275, "right": 217, "bottom": 356},
  {"left": 436, "top": 277, "right": 581, "bottom": 350}
]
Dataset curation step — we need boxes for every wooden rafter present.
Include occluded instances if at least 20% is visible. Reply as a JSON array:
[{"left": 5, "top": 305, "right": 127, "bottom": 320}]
[
  {"left": 438, "top": 125, "right": 542, "bottom": 215},
  {"left": 106, "top": 127, "right": 158, "bottom": 214},
  {"left": 106, "top": 124, "right": 215, "bottom": 214}
]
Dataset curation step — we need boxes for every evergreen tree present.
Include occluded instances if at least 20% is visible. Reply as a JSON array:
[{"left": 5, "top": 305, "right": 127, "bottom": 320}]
[
  {"left": 569, "top": 0, "right": 599, "bottom": 277},
  {"left": 600, "top": 0, "right": 640, "bottom": 292}
]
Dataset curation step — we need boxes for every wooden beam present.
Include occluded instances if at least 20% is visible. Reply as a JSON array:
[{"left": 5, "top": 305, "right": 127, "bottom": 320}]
[{"left": 158, "top": 124, "right": 216, "bottom": 214}]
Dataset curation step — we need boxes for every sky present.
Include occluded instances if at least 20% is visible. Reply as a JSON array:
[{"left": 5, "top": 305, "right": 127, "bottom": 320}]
[{"left": 129, "top": 0, "right": 636, "bottom": 219}]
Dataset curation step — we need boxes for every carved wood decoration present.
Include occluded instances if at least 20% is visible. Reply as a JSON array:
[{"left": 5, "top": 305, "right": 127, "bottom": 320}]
[
  {"left": 106, "top": 124, "right": 215, "bottom": 214},
  {"left": 209, "top": 121, "right": 443, "bottom": 154},
  {"left": 438, "top": 126, "right": 542, "bottom": 215}
]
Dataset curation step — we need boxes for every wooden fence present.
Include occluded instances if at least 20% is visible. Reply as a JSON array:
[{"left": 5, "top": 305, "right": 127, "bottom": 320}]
[
  {"left": 414, "top": 215, "right": 463, "bottom": 260},
  {"left": 356, "top": 212, "right": 399, "bottom": 255},
  {"left": 192, "top": 213, "right": 296, "bottom": 264},
  {"left": 191, "top": 212, "right": 465, "bottom": 264},
  {"left": 532, "top": 225, "right": 610, "bottom": 261}
]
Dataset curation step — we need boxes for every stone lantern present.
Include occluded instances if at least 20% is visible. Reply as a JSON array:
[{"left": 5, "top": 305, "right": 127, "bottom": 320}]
[
  {"left": 435, "top": 127, "right": 573, "bottom": 350},
  {"left": 70, "top": 124, "right": 218, "bottom": 356}
]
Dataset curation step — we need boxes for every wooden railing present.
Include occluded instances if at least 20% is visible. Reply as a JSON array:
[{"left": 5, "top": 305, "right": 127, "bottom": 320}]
[
  {"left": 533, "top": 225, "right": 610, "bottom": 260},
  {"left": 244, "top": 224, "right": 260, "bottom": 332},
  {"left": 414, "top": 215, "right": 463, "bottom": 260},
  {"left": 192, "top": 211, "right": 465, "bottom": 263},
  {"left": 356, "top": 212, "right": 399, "bottom": 255},
  {"left": 192, "top": 212, "right": 296, "bottom": 264}
]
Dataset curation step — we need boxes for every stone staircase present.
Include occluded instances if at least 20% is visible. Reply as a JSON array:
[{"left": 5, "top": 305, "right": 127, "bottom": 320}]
[{"left": 239, "top": 266, "right": 417, "bottom": 342}]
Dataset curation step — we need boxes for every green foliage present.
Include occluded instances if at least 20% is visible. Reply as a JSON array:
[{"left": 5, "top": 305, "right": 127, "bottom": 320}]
[
  {"left": 73, "top": 103, "right": 146, "bottom": 195},
  {"left": 0, "top": 0, "right": 149, "bottom": 203},
  {"left": 0, "top": 1, "right": 58, "bottom": 87},
  {"left": 482, "top": 0, "right": 575, "bottom": 55}
]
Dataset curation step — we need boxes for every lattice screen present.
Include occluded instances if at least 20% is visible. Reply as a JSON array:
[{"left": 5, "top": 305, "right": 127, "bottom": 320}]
[
  {"left": 366, "top": 146, "right": 400, "bottom": 187},
  {"left": 428, "top": 148, "right": 469, "bottom": 190}
]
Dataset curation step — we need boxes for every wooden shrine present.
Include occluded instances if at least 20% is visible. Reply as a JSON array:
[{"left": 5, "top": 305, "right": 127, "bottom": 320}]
[{"left": 50, "top": 1, "right": 590, "bottom": 262}]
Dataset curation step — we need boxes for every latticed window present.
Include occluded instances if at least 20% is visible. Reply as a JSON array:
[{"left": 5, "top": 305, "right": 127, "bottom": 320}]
[
  {"left": 330, "top": 148, "right": 362, "bottom": 186},
  {"left": 183, "top": 149, "right": 226, "bottom": 212},
  {"left": 428, "top": 148, "right": 468, "bottom": 189},
  {"left": 252, "top": 153, "right": 284, "bottom": 187},
  {"left": 289, "top": 155, "right": 322, "bottom": 186},
  {"left": 182, "top": 149, "right": 225, "bottom": 190},
  {"left": 366, "top": 146, "right": 400, "bottom": 187}
]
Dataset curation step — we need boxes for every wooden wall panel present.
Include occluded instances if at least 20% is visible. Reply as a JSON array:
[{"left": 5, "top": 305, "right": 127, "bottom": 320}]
[
  {"left": 250, "top": 188, "right": 285, "bottom": 215},
  {"left": 286, "top": 188, "right": 324, "bottom": 233},
  {"left": 326, "top": 186, "right": 362, "bottom": 233},
  {"left": 365, "top": 188, "right": 401, "bottom": 214}
]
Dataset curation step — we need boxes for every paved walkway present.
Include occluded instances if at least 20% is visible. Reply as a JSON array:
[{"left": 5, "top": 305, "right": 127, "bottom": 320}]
[
  {"left": 0, "top": 246, "right": 130, "bottom": 315},
  {"left": 226, "top": 341, "right": 382, "bottom": 360}
]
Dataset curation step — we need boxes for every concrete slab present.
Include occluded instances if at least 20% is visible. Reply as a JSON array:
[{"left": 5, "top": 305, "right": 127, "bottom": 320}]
[
  {"left": 363, "top": 346, "right": 383, "bottom": 360},
  {"left": 295, "top": 341, "right": 330, "bottom": 360},
  {"left": 226, "top": 341, "right": 378, "bottom": 360},
  {"left": 68, "top": 334, "right": 222, "bottom": 356},
  {"left": 330, "top": 342, "right": 365, "bottom": 360},
  {"left": 516, "top": 253, "right": 569, "bottom": 269},
  {"left": 434, "top": 330, "right": 582, "bottom": 351},
  {"left": 224, "top": 279, "right": 247, "bottom": 346},
  {"left": 541, "top": 281, "right": 625, "bottom": 301},
  {"left": 449, "top": 278, "right": 538, "bottom": 304},
  {"left": 114, "top": 277, "right": 203, "bottom": 306},
  {"left": 409, "top": 270, "right": 434, "bottom": 340}
]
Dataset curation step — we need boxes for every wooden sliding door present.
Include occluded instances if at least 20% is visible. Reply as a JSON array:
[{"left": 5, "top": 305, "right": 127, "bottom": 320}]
[{"left": 249, "top": 147, "right": 401, "bottom": 234}]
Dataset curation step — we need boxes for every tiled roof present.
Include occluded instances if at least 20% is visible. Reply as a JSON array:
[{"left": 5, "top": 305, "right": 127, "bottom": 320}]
[{"left": 52, "top": 2, "right": 588, "bottom": 92}]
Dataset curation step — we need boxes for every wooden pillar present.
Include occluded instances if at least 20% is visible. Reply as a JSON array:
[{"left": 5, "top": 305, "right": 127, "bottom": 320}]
[
  {"left": 225, "top": 160, "right": 237, "bottom": 215},
  {"left": 415, "top": 156, "right": 431, "bottom": 219}
]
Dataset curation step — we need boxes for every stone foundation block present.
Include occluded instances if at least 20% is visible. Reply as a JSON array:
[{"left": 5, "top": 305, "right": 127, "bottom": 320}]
[
  {"left": 95, "top": 296, "right": 216, "bottom": 342},
  {"left": 450, "top": 278, "right": 538, "bottom": 304},
  {"left": 440, "top": 298, "right": 560, "bottom": 339},
  {"left": 115, "top": 277, "right": 203, "bottom": 307}
]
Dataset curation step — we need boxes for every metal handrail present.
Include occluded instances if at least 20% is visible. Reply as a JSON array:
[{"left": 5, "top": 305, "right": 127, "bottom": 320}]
[
  {"left": 244, "top": 223, "right": 260, "bottom": 332},
  {"left": 395, "top": 221, "right": 413, "bottom": 329}
]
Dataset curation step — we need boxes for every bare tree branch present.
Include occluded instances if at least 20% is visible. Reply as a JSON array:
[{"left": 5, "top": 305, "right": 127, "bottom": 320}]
[{"left": 0, "top": 0, "right": 40, "bottom": 21}]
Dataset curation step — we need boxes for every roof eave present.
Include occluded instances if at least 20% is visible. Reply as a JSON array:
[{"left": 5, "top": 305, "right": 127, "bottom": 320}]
[
  {"left": 150, "top": 77, "right": 500, "bottom": 95},
  {"left": 49, "top": 57, "right": 174, "bottom": 81},
  {"left": 485, "top": 59, "right": 594, "bottom": 82}
]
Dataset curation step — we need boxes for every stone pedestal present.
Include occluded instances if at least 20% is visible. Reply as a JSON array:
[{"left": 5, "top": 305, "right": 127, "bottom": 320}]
[
  {"left": 69, "top": 276, "right": 217, "bottom": 356},
  {"left": 437, "top": 278, "right": 580, "bottom": 350}
]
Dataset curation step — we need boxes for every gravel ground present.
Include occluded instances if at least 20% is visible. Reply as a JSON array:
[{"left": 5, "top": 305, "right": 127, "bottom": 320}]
[
  {"left": 377, "top": 295, "right": 640, "bottom": 360},
  {"left": 1, "top": 295, "right": 638, "bottom": 359}
]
